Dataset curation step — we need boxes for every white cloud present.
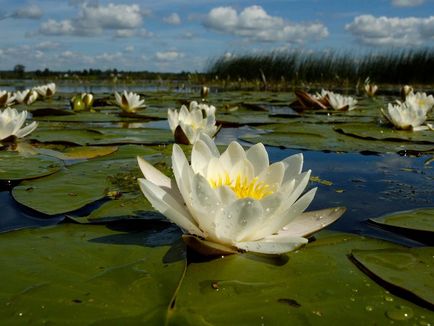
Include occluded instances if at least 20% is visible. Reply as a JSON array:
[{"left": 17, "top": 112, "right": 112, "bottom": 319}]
[
  {"left": 138, "top": 28, "right": 153, "bottom": 37},
  {"left": 78, "top": 3, "right": 143, "bottom": 30},
  {"left": 12, "top": 4, "right": 43, "bottom": 19},
  {"left": 39, "top": 19, "right": 75, "bottom": 35},
  {"left": 203, "top": 5, "right": 328, "bottom": 43},
  {"left": 155, "top": 51, "right": 184, "bottom": 61},
  {"left": 391, "top": 0, "right": 424, "bottom": 7},
  {"left": 163, "top": 13, "right": 181, "bottom": 25},
  {"left": 346, "top": 15, "right": 434, "bottom": 46},
  {"left": 35, "top": 41, "right": 60, "bottom": 50},
  {"left": 38, "top": 3, "right": 147, "bottom": 37}
]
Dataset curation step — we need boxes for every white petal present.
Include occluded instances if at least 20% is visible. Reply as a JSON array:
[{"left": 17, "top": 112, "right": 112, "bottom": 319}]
[
  {"left": 189, "top": 174, "right": 221, "bottom": 236},
  {"left": 235, "top": 236, "right": 308, "bottom": 254},
  {"left": 246, "top": 143, "right": 269, "bottom": 176},
  {"left": 276, "top": 207, "right": 346, "bottom": 238},
  {"left": 279, "top": 170, "right": 311, "bottom": 213},
  {"left": 282, "top": 153, "right": 303, "bottom": 183},
  {"left": 191, "top": 138, "right": 216, "bottom": 175},
  {"left": 198, "top": 133, "right": 220, "bottom": 157},
  {"left": 215, "top": 185, "right": 237, "bottom": 204},
  {"left": 15, "top": 121, "right": 38, "bottom": 138},
  {"left": 257, "top": 161, "right": 284, "bottom": 189},
  {"left": 171, "top": 144, "right": 193, "bottom": 201},
  {"left": 254, "top": 187, "right": 317, "bottom": 239},
  {"left": 220, "top": 141, "right": 246, "bottom": 171},
  {"left": 215, "top": 198, "right": 264, "bottom": 243},
  {"left": 167, "top": 109, "right": 179, "bottom": 132},
  {"left": 137, "top": 156, "right": 170, "bottom": 188},
  {"left": 138, "top": 178, "right": 203, "bottom": 236}
]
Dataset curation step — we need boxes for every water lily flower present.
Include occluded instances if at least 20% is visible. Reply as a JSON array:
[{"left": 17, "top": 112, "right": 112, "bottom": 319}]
[
  {"left": 405, "top": 91, "right": 434, "bottom": 115},
  {"left": 0, "top": 91, "right": 16, "bottom": 108},
  {"left": 400, "top": 85, "right": 413, "bottom": 101},
  {"left": 137, "top": 134, "right": 345, "bottom": 255},
  {"left": 71, "top": 93, "right": 94, "bottom": 111},
  {"left": 364, "top": 83, "right": 378, "bottom": 97},
  {"left": 326, "top": 91, "right": 358, "bottom": 111},
  {"left": 200, "top": 86, "right": 209, "bottom": 99},
  {"left": 291, "top": 90, "right": 328, "bottom": 111},
  {"left": 168, "top": 101, "right": 220, "bottom": 145},
  {"left": 114, "top": 90, "right": 146, "bottom": 113},
  {"left": 0, "top": 107, "right": 38, "bottom": 142},
  {"left": 381, "top": 101, "right": 430, "bottom": 131},
  {"left": 14, "top": 89, "right": 38, "bottom": 105},
  {"left": 34, "top": 83, "right": 56, "bottom": 98}
]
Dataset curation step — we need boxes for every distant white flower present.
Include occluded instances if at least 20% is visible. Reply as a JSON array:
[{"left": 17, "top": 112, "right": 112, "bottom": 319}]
[
  {"left": 114, "top": 90, "right": 146, "bottom": 113},
  {"left": 400, "top": 85, "right": 414, "bottom": 101},
  {"left": 34, "top": 83, "right": 56, "bottom": 98},
  {"left": 0, "top": 91, "right": 16, "bottom": 108},
  {"left": 168, "top": 101, "right": 219, "bottom": 144},
  {"left": 326, "top": 91, "right": 358, "bottom": 111},
  {"left": 381, "top": 101, "right": 430, "bottom": 131},
  {"left": 137, "top": 134, "right": 345, "bottom": 255},
  {"left": 405, "top": 91, "right": 434, "bottom": 115},
  {"left": 14, "top": 89, "right": 38, "bottom": 105},
  {"left": 364, "top": 83, "right": 378, "bottom": 97},
  {"left": 0, "top": 107, "right": 38, "bottom": 142}
]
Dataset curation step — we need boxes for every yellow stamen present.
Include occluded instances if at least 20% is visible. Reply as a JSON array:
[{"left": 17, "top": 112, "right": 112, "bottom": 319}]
[{"left": 209, "top": 172, "right": 273, "bottom": 200}]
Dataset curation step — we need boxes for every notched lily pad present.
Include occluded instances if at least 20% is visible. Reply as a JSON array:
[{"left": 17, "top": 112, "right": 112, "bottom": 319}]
[
  {"left": 0, "top": 151, "right": 63, "bottom": 181},
  {"left": 352, "top": 247, "right": 434, "bottom": 309}
]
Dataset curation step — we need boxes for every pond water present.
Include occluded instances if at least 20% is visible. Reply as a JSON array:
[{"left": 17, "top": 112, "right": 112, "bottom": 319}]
[{"left": 0, "top": 85, "right": 433, "bottom": 324}]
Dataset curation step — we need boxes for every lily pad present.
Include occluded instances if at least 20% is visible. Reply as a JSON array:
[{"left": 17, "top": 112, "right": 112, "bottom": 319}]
[
  {"left": 335, "top": 122, "right": 434, "bottom": 144},
  {"left": 31, "top": 128, "right": 173, "bottom": 146},
  {"left": 0, "top": 151, "right": 63, "bottom": 181},
  {"left": 369, "top": 208, "right": 434, "bottom": 245},
  {"left": 241, "top": 123, "right": 434, "bottom": 154},
  {"left": 33, "top": 111, "right": 139, "bottom": 123},
  {"left": 169, "top": 232, "right": 433, "bottom": 324},
  {"left": 352, "top": 247, "right": 434, "bottom": 309},
  {"left": 62, "top": 146, "right": 118, "bottom": 160},
  {"left": 0, "top": 223, "right": 185, "bottom": 324},
  {"left": 12, "top": 158, "right": 143, "bottom": 215}
]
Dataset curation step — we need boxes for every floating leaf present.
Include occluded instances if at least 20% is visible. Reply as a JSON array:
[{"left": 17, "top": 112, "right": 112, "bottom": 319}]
[
  {"left": 169, "top": 232, "right": 433, "bottom": 324},
  {"left": 370, "top": 208, "right": 434, "bottom": 245},
  {"left": 0, "top": 151, "right": 63, "bottom": 181},
  {"left": 0, "top": 223, "right": 186, "bottom": 324},
  {"left": 62, "top": 146, "right": 118, "bottom": 160},
  {"left": 352, "top": 247, "right": 434, "bottom": 309}
]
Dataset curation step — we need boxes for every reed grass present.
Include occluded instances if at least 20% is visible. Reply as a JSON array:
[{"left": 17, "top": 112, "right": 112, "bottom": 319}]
[{"left": 207, "top": 48, "right": 434, "bottom": 86}]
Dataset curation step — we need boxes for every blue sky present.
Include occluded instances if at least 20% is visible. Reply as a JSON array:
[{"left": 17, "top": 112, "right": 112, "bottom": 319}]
[{"left": 0, "top": 0, "right": 433, "bottom": 72}]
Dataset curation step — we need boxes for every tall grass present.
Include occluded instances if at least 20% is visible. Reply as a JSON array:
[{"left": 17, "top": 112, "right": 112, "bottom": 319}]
[{"left": 207, "top": 48, "right": 434, "bottom": 86}]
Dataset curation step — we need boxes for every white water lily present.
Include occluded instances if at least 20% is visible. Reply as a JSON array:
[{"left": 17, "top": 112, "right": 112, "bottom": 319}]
[
  {"left": 168, "top": 102, "right": 219, "bottom": 144},
  {"left": 381, "top": 101, "right": 430, "bottom": 131},
  {"left": 364, "top": 83, "right": 378, "bottom": 97},
  {"left": 405, "top": 91, "right": 434, "bottom": 115},
  {"left": 326, "top": 91, "right": 358, "bottom": 111},
  {"left": 137, "top": 134, "right": 345, "bottom": 255},
  {"left": 14, "top": 89, "right": 38, "bottom": 105},
  {"left": 0, "top": 107, "right": 38, "bottom": 141},
  {"left": 0, "top": 91, "right": 16, "bottom": 107},
  {"left": 34, "top": 83, "right": 56, "bottom": 98},
  {"left": 114, "top": 90, "right": 146, "bottom": 113}
]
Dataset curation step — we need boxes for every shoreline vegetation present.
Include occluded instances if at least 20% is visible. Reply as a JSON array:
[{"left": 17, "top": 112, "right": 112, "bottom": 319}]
[{"left": 1, "top": 49, "right": 433, "bottom": 92}]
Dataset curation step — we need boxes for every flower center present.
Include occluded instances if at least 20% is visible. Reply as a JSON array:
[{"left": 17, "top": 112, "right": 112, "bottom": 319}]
[{"left": 208, "top": 173, "right": 273, "bottom": 200}]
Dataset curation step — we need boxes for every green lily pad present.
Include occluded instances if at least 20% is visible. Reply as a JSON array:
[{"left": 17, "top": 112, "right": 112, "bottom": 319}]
[
  {"left": 0, "top": 223, "right": 186, "bottom": 324},
  {"left": 69, "top": 193, "right": 154, "bottom": 223},
  {"left": 169, "top": 232, "right": 433, "bottom": 324},
  {"left": 335, "top": 122, "right": 434, "bottom": 144},
  {"left": 0, "top": 152, "right": 63, "bottom": 181},
  {"left": 369, "top": 208, "right": 434, "bottom": 245},
  {"left": 241, "top": 123, "right": 434, "bottom": 154},
  {"left": 62, "top": 146, "right": 118, "bottom": 160},
  {"left": 30, "top": 107, "right": 75, "bottom": 116},
  {"left": 33, "top": 111, "right": 139, "bottom": 123},
  {"left": 31, "top": 128, "right": 173, "bottom": 146},
  {"left": 12, "top": 156, "right": 148, "bottom": 215},
  {"left": 352, "top": 247, "right": 434, "bottom": 309}
]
